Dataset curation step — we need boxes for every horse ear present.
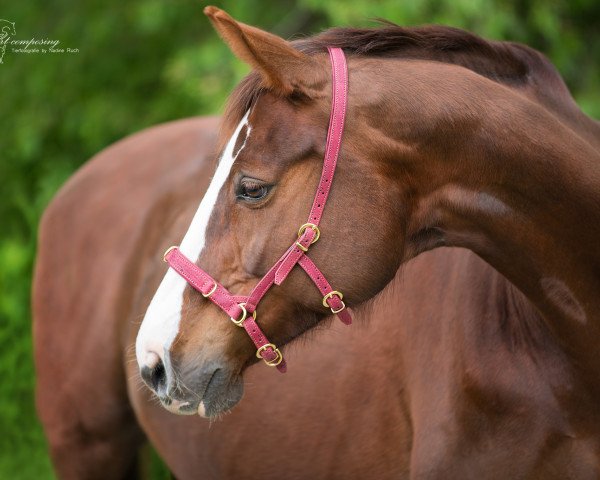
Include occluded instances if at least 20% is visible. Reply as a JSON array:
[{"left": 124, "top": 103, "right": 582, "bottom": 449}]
[{"left": 204, "top": 6, "right": 324, "bottom": 96}]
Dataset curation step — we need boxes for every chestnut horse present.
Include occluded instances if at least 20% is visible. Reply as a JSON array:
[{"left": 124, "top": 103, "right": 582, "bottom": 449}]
[{"left": 34, "top": 7, "right": 600, "bottom": 479}]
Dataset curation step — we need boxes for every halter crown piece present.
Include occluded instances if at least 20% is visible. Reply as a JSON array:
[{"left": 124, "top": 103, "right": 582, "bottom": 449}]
[{"left": 163, "top": 47, "right": 351, "bottom": 372}]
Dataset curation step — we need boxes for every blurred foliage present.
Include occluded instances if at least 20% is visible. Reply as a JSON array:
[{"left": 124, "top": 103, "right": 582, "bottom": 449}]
[{"left": 0, "top": 0, "right": 598, "bottom": 477}]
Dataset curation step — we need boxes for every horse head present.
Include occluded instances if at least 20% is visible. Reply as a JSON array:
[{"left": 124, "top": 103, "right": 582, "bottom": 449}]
[{"left": 136, "top": 7, "right": 408, "bottom": 417}]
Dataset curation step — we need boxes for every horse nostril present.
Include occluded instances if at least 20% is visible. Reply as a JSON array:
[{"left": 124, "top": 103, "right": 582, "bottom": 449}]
[{"left": 140, "top": 358, "right": 167, "bottom": 393}]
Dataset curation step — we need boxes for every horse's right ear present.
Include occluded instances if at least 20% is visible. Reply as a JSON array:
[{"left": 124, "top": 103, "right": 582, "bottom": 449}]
[{"left": 204, "top": 6, "right": 325, "bottom": 97}]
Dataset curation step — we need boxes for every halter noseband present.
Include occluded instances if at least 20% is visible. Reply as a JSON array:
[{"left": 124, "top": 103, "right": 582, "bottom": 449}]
[{"left": 163, "top": 47, "right": 350, "bottom": 373}]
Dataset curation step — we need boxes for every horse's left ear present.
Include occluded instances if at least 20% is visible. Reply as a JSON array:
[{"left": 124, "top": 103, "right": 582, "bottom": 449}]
[{"left": 204, "top": 6, "right": 325, "bottom": 97}]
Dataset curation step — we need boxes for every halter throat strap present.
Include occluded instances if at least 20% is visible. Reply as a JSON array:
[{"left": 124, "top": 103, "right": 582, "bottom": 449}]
[{"left": 163, "top": 47, "right": 350, "bottom": 373}]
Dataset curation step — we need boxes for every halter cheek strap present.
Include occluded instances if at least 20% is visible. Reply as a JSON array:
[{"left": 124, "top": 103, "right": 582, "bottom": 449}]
[{"left": 163, "top": 47, "right": 350, "bottom": 373}]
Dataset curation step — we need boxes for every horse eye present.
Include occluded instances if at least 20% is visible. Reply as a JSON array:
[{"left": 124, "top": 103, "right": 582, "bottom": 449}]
[{"left": 237, "top": 179, "right": 270, "bottom": 202}]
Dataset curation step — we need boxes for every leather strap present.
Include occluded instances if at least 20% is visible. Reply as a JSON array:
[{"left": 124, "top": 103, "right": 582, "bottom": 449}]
[
  {"left": 163, "top": 47, "right": 350, "bottom": 373},
  {"left": 306, "top": 46, "right": 348, "bottom": 225},
  {"left": 165, "top": 247, "right": 287, "bottom": 372},
  {"left": 274, "top": 47, "right": 348, "bottom": 283},
  {"left": 298, "top": 255, "right": 352, "bottom": 325}
]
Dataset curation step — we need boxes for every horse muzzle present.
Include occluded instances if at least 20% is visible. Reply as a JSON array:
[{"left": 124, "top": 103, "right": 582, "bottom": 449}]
[{"left": 139, "top": 350, "right": 244, "bottom": 417}]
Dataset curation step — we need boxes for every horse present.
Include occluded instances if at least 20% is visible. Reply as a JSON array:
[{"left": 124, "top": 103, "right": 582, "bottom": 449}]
[{"left": 33, "top": 6, "right": 600, "bottom": 479}]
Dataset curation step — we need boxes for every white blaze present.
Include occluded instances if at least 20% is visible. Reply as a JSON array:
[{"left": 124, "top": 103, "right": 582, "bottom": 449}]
[{"left": 136, "top": 111, "right": 251, "bottom": 366}]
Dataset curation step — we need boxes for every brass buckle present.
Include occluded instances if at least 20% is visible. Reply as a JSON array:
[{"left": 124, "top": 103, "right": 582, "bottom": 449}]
[
  {"left": 295, "top": 241, "right": 308, "bottom": 252},
  {"left": 322, "top": 290, "right": 346, "bottom": 314},
  {"left": 297, "top": 223, "right": 320, "bottom": 244},
  {"left": 256, "top": 343, "right": 283, "bottom": 367},
  {"left": 163, "top": 245, "right": 178, "bottom": 262},
  {"left": 202, "top": 281, "right": 218, "bottom": 298},
  {"left": 230, "top": 302, "right": 256, "bottom": 327}
]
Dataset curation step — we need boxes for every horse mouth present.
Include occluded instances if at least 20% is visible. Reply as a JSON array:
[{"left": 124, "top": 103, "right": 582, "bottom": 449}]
[
  {"left": 196, "top": 369, "right": 244, "bottom": 418},
  {"left": 158, "top": 367, "right": 244, "bottom": 418},
  {"left": 158, "top": 395, "right": 199, "bottom": 416}
]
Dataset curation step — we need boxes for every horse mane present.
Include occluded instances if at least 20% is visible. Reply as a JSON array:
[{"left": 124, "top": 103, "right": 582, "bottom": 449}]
[
  {"left": 295, "top": 23, "right": 532, "bottom": 79},
  {"left": 221, "top": 23, "right": 568, "bottom": 142}
]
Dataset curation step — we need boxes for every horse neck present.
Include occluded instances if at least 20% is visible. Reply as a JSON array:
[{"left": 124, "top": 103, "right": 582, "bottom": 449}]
[{"left": 369, "top": 59, "right": 600, "bottom": 377}]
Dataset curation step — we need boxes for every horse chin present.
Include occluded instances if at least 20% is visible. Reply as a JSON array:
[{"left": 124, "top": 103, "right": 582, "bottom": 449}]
[
  {"left": 161, "top": 387, "right": 243, "bottom": 418},
  {"left": 198, "top": 376, "right": 245, "bottom": 418},
  {"left": 159, "top": 373, "right": 245, "bottom": 418}
]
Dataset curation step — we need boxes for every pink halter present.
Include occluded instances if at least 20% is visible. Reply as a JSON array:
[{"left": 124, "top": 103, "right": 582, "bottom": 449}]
[{"left": 163, "top": 47, "right": 350, "bottom": 373}]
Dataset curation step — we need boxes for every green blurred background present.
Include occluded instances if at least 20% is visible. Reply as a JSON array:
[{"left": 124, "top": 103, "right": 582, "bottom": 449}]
[{"left": 0, "top": 0, "right": 598, "bottom": 478}]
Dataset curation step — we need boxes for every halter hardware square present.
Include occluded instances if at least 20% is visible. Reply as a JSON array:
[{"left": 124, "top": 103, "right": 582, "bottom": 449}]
[
  {"left": 256, "top": 343, "right": 283, "bottom": 367},
  {"left": 298, "top": 223, "right": 320, "bottom": 243},
  {"left": 230, "top": 302, "right": 256, "bottom": 327},
  {"left": 202, "top": 281, "right": 218, "bottom": 298}
]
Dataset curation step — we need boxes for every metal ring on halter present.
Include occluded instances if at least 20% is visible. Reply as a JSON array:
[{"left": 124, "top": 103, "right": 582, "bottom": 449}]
[
  {"left": 295, "top": 241, "right": 309, "bottom": 252},
  {"left": 240, "top": 303, "right": 256, "bottom": 320},
  {"left": 230, "top": 303, "right": 256, "bottom": 327},
  {"left": 330, "top": 302, "right": 346, "bottom": 314},
  {"left": 202, "top": 281, "right": 218, "bottom": 298},
  {"left": 322, "top": 290, "right": 344, "bottom": 307},
  {"left": 256, "top": 343, "right": 283, "bottom": 367},
  {"left": 323, "top": 290, "right": 346, "bottom": 314},
  {"left": 163, "top": 246, "right": 178, "bottom": 262},
  {"left": 297, "top": 223, "right": 320, "bottom": 244}
]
